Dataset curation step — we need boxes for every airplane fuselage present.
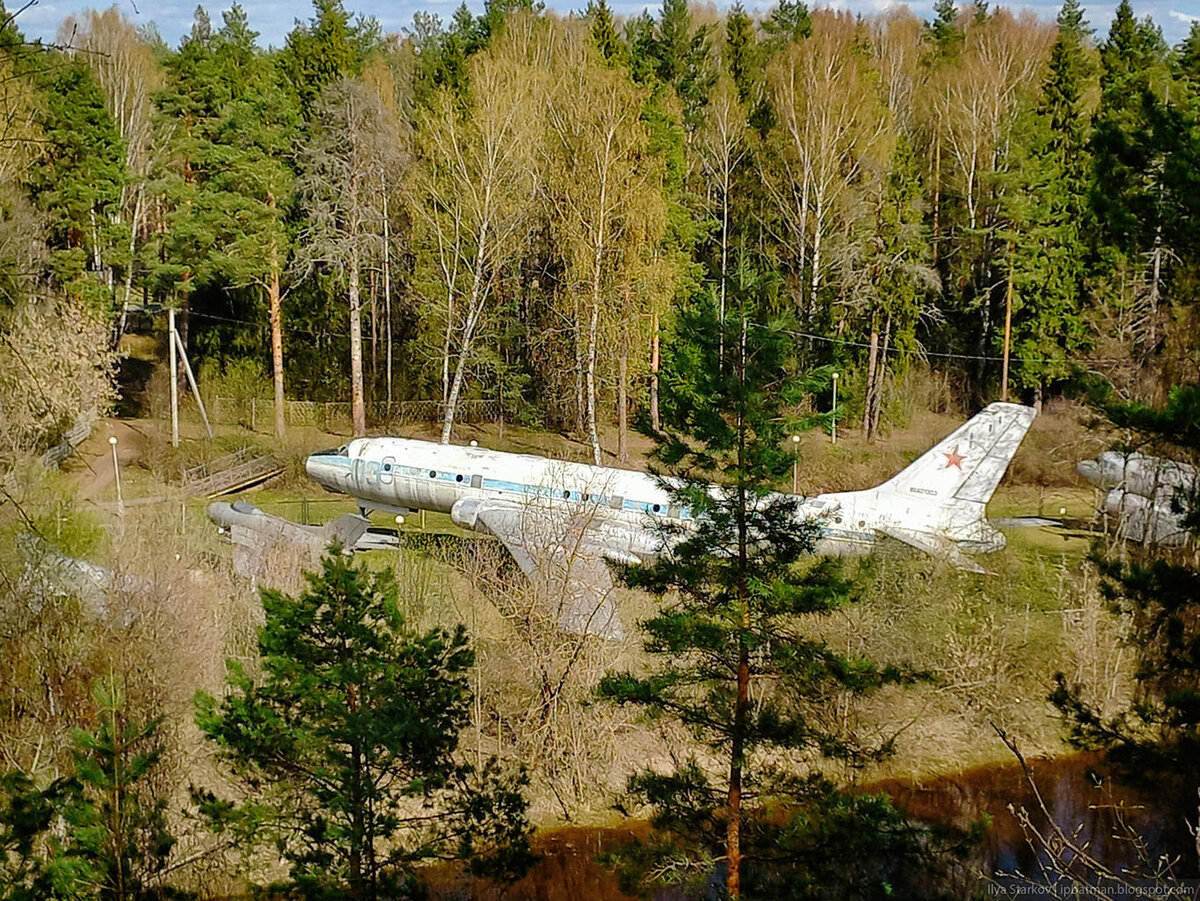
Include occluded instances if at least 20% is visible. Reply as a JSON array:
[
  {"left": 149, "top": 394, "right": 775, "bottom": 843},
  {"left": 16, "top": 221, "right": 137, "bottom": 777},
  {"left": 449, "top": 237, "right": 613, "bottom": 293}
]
[{"left": 305, "top": 434, "right": 1007, "bottom": 565}]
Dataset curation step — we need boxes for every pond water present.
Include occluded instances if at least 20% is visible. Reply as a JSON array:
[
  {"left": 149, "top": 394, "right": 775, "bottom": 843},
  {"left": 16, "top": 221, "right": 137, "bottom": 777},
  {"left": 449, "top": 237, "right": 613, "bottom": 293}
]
[{"left": 426, "top": 753, "right": 1198, "bottom": 899}]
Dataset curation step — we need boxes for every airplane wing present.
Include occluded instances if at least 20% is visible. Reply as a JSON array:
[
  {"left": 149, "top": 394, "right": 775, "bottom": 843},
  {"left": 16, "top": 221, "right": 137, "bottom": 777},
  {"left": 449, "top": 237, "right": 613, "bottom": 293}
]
[
  {"left": 450, "top": 497, "right": 625, "bottom": 641},
  {"left": 876, "top": 525, "right": 988, "bottom": 574}
]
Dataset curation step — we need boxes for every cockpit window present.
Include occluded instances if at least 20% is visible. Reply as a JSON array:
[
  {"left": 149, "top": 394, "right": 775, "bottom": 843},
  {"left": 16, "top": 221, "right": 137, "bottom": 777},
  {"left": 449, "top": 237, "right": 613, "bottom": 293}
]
[{"left": 313, "top": 446, "right": 347, "bottom": 457}]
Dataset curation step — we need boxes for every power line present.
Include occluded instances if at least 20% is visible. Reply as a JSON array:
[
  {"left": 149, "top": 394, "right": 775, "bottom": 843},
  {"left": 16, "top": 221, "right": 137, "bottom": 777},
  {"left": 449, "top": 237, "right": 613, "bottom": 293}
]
[
  {"left": 180, "top": 308, "right": 1122, "bottom": 370},
  {"left": 769, "top": 324, "right": 1123, "bottom": 368}
]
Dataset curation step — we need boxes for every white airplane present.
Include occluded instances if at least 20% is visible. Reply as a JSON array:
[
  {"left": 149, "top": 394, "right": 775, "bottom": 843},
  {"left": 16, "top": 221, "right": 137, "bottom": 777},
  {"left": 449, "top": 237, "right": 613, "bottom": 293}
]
[{"left": 304, "top": 402, "right": 1036, "bottom": 639}]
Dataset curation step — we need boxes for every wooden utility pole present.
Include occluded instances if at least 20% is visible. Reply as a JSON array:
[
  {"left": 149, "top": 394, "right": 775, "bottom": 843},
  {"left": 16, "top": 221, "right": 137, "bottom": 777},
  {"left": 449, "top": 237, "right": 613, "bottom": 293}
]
[
  {"left": 172, "top": 328, "right": 213, "bottom": 438},
  {"left": 168, "top": 306, "right": 214, "bottom": 443},
  {"left": 1001, "top": 251, "right": 1013, "bottom": 402},
  {"left": 169, "top": 307, "right": 179, "bottom": 447}
]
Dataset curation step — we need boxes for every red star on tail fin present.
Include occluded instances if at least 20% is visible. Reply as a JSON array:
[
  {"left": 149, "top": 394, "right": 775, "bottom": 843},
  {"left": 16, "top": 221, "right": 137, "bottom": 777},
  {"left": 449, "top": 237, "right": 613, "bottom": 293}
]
[{"left": 943, "top": 446, "right": 965, "bottom": 470}]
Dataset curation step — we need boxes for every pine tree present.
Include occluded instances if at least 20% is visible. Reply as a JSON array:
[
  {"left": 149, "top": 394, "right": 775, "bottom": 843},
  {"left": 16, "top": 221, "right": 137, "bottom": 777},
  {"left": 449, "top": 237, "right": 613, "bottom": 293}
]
[
  {"left": 599, "top": 262, "right": 924, "bottom": 899},
  {"left": 196, "top": 552, "right": 533, "bottom": 900},
  {"left": 27, "top": 57, "right": 127, "bottom": 314},
  {"left": 1052, "top": 386, "right": 1200, "bottom": 783}
]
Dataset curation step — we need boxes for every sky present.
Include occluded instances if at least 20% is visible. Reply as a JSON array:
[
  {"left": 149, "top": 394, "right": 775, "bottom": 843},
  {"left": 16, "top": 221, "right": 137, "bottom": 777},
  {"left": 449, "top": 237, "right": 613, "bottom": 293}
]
[{"left": 14, "top": 0, "right": 1199, "bottom": 50}]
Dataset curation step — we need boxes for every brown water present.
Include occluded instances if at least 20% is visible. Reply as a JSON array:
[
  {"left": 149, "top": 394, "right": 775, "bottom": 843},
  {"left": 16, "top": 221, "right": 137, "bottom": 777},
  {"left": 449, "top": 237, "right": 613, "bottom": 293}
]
[
  {"left": 873, "top": 752, "right": 1197, "bottom": 884},
  {"left": 426, "top": 754, "right": 1198, "bottom": 899}
]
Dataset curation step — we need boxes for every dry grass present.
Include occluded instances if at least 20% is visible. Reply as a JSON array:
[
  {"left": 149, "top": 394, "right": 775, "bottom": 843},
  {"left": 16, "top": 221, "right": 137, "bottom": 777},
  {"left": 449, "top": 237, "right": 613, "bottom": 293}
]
[{"left": 11, "top": 390, "right": 1140, "bottom": 881}]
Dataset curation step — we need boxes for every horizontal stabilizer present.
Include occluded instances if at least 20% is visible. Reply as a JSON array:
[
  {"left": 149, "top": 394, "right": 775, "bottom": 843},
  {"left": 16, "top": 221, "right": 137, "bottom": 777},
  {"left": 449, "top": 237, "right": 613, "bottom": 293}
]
[{"left": 877, "top": 525, "right": 988, "bottom": 574}]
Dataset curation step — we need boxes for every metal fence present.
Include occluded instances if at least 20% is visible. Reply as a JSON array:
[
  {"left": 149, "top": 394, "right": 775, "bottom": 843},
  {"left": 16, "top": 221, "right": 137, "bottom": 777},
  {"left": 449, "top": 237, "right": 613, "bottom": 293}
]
[{"left": 200, "top": 397, "right": 503, "bottom": 433}]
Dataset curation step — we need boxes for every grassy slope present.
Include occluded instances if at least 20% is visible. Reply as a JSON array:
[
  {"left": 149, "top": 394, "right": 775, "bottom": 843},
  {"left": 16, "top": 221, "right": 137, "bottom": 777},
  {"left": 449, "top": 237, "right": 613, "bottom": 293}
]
[{"left": 60, "top": 392, "right": 1127, "bottom": 818}]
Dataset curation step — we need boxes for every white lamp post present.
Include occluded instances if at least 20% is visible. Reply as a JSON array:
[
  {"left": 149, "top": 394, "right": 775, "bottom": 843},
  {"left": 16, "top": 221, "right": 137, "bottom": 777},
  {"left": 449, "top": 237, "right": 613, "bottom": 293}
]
[
  {"left": 394, "top": 514, "right": 405, "bottom": 574},
  {"left": 109, "top": 436, "right": 124, "bottom": 516},
  {"left": 790, "top": 434, "right": 800, "bottom": 494},
  {"left": 831, "top": 373, "right": 839, "bottom": 445}
]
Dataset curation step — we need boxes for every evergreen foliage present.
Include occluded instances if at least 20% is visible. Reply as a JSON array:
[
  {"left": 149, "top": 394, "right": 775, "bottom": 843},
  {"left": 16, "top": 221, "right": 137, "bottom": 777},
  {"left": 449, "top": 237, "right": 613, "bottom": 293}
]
[
  {"left": 64, "top": 679, "right": 175, "bottom": 901},
  {"left": 599, "top": 262, "right": 932, "bottom": 898},
  {"left": 1052, "top": 385, "right": 1200, "bottom": 781},
  {"left": 0, "top": 679, "right": 175, "bottom": 901},
  {"left": 195, "top": 552, "right": 533, "bottom": 900}
]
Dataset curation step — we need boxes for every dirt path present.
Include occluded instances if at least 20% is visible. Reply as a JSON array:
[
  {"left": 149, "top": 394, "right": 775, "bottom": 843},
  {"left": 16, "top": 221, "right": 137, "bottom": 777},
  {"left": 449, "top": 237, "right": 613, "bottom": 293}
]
[{"left": 66, "top": 419, "right": 159, "bottom": 502}]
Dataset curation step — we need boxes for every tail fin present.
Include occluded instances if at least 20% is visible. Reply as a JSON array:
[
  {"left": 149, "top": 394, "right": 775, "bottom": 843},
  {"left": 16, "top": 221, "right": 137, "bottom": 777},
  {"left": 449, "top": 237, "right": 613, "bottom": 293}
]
[{"left": 881, "top": 403, "right": 1036, "bottom": 506}]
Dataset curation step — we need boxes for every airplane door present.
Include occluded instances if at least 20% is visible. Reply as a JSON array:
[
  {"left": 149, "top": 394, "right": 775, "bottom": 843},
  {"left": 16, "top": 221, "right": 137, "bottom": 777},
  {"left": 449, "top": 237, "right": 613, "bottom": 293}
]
[{"left": 381, "top": 456, "right": 395, "bottom": 485}]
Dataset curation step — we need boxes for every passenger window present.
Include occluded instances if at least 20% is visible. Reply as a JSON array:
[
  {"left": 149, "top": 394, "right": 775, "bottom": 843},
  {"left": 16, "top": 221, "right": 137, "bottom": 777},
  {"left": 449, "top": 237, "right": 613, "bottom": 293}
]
[
  {"left": 609, "top": 496, "right": 623, "bottom": 509},
  {"left": 471, "top": 474, "right": 482, "bottom": 489}
]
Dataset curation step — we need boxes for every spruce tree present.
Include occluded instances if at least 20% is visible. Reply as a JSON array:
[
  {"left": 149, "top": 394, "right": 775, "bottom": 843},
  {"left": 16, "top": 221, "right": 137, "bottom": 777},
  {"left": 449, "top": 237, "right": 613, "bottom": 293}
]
[
  {"left": 723, "top": 3, "right": 761, "bottom": 107},
  {"left": 599, "top": 263, "right": 930, "bottom": 900},
  {"left": 926, "top": 0, "right": 964, "bottom": 60},
  {"left": 278, "top": 0, "right": 379, "bottom": 117},
  {"left": 586, "top": 0, "right": 625, "bottom": 66},
  {"left": 64, "top": 679, "right": 175, "bottom": 901},
  {"left": 1002, "top": 3, "right": 1092, "bottom": 402},
  {"left": 761, "top": 0, "right": 812, "bottom": 49}
]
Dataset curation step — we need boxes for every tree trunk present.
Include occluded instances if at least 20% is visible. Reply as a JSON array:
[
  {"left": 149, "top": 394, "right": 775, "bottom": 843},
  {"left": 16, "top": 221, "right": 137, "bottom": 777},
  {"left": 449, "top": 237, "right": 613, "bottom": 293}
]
[
  {"left": 586, "top": 290, "right": 601, "bottom": 466},
  {"left": 870, "top": 313, "right": 890, "bottom": 437},
  {"left": 931, "top": 131, "right": 941, "bottom": 263},
  {"left": 349, "top": 249, "right": 367, "bottom": 437},
  {"left": 574, "top": 291, "right": 585, "bottom": 436},
  {"left": 441, "top": 221, "right": 492, "bottom": 444},
  {"left": 728, "top": 341, "right": 750, "bottom": 900},
  {"left": 650, "top": 310, "right": 660, "bottom": 432},
  {"left": 727, "top": 634, "right": 749, "bottom": 901},
  {"left": 177, "top": 285, "right": 190, "bottom": 399},
  {"left": 618, "top": 347, "right": 628, "bottom": 463},
  {"left": 863, "top": 320, "right": 879, "bottom": 440},
  {"left": 370, "top": 271, "right": 377, "bottom": 381},
  {"left": 268, "top": 232, "right": 286, "bottom": 439},
  {"left": 382, "top": 178, "right": 393, "bottom": 412},
  {"left": 810, "top": 196, "right": 823, "bottom": 313}
]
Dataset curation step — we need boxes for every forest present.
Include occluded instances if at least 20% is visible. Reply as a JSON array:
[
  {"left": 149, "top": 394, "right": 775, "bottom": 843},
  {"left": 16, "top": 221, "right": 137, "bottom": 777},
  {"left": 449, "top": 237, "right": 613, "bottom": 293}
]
[
  {"left": 2, "top": 0, "right": 1200, "bottom": 898},
  {"left": 0, "top": 0, "right": 1197, "bottom": 462}
]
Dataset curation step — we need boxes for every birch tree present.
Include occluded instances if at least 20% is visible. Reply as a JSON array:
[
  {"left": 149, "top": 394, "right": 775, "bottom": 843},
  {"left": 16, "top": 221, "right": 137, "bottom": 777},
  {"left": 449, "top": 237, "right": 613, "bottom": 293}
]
[
  {"left": 410, "top": 49, "right": 540, "bottom": 444},
  {"left": 767, "top": 12, "right": 890, "bottom": 319},
  {"left": 545, "top": 51, "right": 658, "bottom": 465},
  {"left": 696, "top": 73, "right": 749, "bottom": 331}
]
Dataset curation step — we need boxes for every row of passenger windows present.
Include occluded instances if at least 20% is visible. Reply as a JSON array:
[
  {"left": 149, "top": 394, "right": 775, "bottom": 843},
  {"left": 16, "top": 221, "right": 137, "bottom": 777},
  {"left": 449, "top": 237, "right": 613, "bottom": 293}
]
[{"left": 375, "top": 460, "right": 683, "bottom": 518}]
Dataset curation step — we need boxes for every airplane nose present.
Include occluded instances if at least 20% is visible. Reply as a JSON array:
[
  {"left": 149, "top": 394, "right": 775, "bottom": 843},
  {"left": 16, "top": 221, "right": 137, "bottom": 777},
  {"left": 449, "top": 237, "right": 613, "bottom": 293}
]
[{"left": 305, "top": 453, "right": 344, "bottom": 492}]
